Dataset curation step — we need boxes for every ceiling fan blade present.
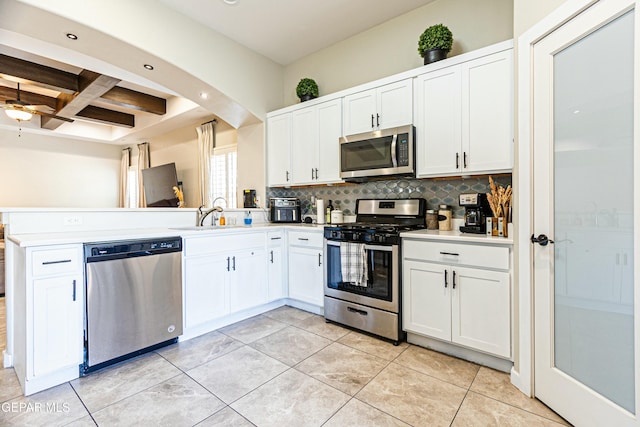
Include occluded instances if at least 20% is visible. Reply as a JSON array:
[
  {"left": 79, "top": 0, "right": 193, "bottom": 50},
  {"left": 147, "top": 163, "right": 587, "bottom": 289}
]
[{"left": 32, "top": 110, "right": 74, "bottom": 123}]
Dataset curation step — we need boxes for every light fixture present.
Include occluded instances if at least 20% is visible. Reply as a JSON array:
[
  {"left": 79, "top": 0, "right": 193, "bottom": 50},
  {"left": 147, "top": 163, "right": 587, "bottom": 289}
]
[
  {"left": 200, "top": 92, "right": 209, "bottom": 99},
  {"left": 143, "top": 64, "right": 154, "bottom": 70},
  {"left": 5, "top": 108, "right": 33, "bottom": 122},
  {"left": 66, "top": 33, "right": 78, "bottom": 40},
  {"left": 223, "top": 0, "right": 239, "bottom": 5}
]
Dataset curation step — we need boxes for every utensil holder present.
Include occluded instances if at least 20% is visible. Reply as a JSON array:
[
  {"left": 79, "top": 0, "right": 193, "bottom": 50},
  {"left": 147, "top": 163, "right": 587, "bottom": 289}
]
[{"left": 487, "top": 217, "right": 508, "bottom": 237}]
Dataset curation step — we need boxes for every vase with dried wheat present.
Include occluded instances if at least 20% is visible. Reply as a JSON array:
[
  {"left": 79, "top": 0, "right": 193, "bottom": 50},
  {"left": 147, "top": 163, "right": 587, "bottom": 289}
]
[{"left": 486, "top": 176, "right": 512, "bottom": 237}]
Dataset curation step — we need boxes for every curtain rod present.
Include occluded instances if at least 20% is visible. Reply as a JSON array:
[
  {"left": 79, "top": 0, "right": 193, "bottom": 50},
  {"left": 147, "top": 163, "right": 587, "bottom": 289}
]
[{"left": 201, "top": 119, "right": 218, "bottom": 126}]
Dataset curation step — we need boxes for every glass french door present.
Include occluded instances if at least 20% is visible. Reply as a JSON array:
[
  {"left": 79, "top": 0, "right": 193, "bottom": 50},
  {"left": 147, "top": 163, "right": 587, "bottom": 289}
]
[{"left": 532, "top": 0, "right": 639, "bottom": 425}]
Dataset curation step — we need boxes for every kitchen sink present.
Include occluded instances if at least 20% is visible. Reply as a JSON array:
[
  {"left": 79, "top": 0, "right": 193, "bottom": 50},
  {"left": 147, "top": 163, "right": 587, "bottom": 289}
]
[{"left": 170, "top": 225, "right": 246, "bottom": 231}]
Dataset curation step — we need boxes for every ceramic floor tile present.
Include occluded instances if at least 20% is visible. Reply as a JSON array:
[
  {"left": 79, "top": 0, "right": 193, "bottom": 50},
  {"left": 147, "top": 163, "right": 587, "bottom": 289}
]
[
  {"left": 70, "top": 352, "right": 181, "bottom": 413},
  {"left": 452, "top": 391, "right": 567, "bottom": 427},
  {"left": 250, "top": 326, "right": 331, "bottom": 366},
  {"left": 0, "top": 383, "right": 89, "bottom": 426},
  {"left": 92, "top": 374, "right": 224, "bottom": 427},
  {"left": 157, "top": 330, "right": 243, "bottom": 371},
  {"left": 187, "top": 345, "right": 288, "bottom": 404},
  {"left": 197, "top": 406, "right": 255, "bottom": 426},
  {"left": 0, "top": 368, "right": 23, "bottom": 403},
  {"left": 231, "top": 369, "right": 350, "bottom": 427},
  {"left": 324, "top": 398, "right": 411, "bottom": 427},
  {"left": 394, "top": 345, "right": 480, "bottom": 388},
  {"left": 338, "top": 331, "right": 409, "bottom": 361},
  {"left": 63, "top": 415, "right": 97, "bottom": 426},
  {"left": 261, "top": 305, "right": 315, "bottom": 325},
  {"left": 470, "top": 367, "right": 569, "bottom": 425},
  {"left": 297, "top": 315, "right": 350, "bottom": 341},
  {"left": 296, "top": 342, "right": 387, "bottom": 395},
  {"left": 218, "top": 315, "right": 287, "bottom": 344},
  {"left": 356, "top": 362, "right": 467, "bottom": 427}
]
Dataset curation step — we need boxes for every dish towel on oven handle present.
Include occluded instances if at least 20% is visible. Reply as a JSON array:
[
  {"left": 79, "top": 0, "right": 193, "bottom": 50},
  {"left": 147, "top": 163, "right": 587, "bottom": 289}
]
[{"left": 340, "top": 242, "right": 368, "bottom": 287}]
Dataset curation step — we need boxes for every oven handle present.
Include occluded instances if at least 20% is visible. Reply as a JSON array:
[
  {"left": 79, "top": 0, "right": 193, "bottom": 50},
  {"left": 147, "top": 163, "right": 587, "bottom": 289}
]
[
  {"left": 325, "top": 240, "right": 394, "bottom": 252},
  {"left": 390, "top": 134, "right": 398, "bottom": 168}
]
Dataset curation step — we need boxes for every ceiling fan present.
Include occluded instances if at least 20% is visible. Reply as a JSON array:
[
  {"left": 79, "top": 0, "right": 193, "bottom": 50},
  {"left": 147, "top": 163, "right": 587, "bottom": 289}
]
[{"left": 1, "top": 83, "right": 74, "bottom": 123}]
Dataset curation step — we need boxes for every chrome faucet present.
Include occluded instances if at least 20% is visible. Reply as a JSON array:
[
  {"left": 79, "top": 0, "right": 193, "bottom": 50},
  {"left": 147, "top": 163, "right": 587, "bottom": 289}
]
[{"left": 198, "top": 204, "right": 224, "bottom": 226}]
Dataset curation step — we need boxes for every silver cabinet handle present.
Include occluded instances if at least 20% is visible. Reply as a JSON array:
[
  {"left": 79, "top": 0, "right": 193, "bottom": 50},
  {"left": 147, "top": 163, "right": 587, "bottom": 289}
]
[{"left": 43, "top": 259, "right": 72, "bottom": 265}]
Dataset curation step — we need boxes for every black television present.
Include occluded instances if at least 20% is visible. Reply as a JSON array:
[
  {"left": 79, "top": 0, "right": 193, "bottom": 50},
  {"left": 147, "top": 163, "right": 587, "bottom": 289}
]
[{"left": 142, "top": 163, "right": 180, "bottom": 207}]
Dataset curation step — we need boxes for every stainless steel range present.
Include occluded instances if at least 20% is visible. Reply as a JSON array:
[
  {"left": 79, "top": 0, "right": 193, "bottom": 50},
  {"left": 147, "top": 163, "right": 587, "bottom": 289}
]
[{"left": 324, "top": 198, "right": 426, "bottom": 344}]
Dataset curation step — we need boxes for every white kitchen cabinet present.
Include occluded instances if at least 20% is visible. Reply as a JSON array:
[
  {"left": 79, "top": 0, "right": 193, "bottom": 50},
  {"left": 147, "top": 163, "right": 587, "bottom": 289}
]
[
  {"left": 287, "top": 230, "right": 324, "bottom": 307},
  {"left": 184, "top": 256, "right": 228, "bottom": 329},
  {"left": 343, "top": 79, "right": 412, "bottom": 135},
  {"left": 266, "top": 113, "right": 292, "bottom": 186},
  {"left": 13, "top": 244, "right": 84, "bottom": 395},
  {"left": 228, "top": 247, "right": 268, "bottom": 312},
  {"left": 403, "top": 238, "right": 511, "bottom": 359},
  {"left": 289, "top": 99, "right": 343, "bottom": 186},
  {"left": 267, "top": 231, "right": 287, "bottom": 301},
  {"left": 416, "top": 48, "right": 513, "bottom": 177}
]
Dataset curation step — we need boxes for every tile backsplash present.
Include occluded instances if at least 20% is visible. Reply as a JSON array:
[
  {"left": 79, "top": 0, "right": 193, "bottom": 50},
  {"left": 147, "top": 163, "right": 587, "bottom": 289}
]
[{"left": 267, "top": 175, "right": 512, "bottom": 219}]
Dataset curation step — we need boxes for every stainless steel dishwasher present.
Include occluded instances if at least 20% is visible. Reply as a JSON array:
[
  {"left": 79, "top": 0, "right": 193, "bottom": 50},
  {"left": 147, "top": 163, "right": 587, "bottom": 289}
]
[{"left": 82, "top": 237, "right": 182, "bottom": 374}]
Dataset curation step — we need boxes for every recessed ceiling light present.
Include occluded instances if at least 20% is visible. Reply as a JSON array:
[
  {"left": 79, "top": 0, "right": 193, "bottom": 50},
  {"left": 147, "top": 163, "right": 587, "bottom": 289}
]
[
  {"left": 200, "top": 92, "right": 209, "bottom": 99},
  {"left": 223, "top": 0, "right": 239, "bottom": 5},
  {"left": 66, "top": 33, "right": 78, "bottom": 40},
  {"left": 143, "top": 64, "right": 154, "bottom": 70}
]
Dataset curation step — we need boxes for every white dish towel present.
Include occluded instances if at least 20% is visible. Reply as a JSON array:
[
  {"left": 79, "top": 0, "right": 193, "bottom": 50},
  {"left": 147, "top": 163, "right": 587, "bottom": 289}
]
[{"left": 340, "top": 242, "right": 368, "bottom": 287}]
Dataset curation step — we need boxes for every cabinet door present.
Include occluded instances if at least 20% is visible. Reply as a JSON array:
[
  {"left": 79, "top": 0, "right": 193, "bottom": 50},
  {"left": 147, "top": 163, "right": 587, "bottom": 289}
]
[
  {"left": 288, "top": 246, "right": 323, "bottom": 306},
  {"left": 184, "top": 256, "right": 228, "bottom": 329},
  {"left": 33, "top": 275, "right": 82, "bottom": 377},
  {"left": 451, "top": 266, "right": 510, "bottom": 358},
  {"left": 343, "top": 88, "right": 376, "bottom": 135},
  {"left": 266, "top": 113, "right": 292, "bottom": 186},
  {"left": 376, "top": 79, "right": 413, "bottom": 129},
  {"left": 291, "top": 106, "right": 319, "bottom": 185},
  {"left": 415, "top": 67, "right": 462, "bottom": 177},
  {"left": 268, "top": 236, "right": 287, "bottom": 301},
  {"left": 229, "top": 248, "right": 268, "bottom": 312},
  {"left": 402, "top": 260, "right": 451, "bottom": 341},
  {"left": 462, "top": 49, "right": 513, "bottom": 174},
  {"left": 316, "top": 99, "right": 343, "bottom": 184}
]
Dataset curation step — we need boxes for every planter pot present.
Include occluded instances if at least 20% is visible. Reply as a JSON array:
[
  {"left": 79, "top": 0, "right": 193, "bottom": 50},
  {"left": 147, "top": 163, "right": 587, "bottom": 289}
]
[
  {"left": 423, "top": 49, "right": 448, "bottom": 65},
  {"left": 299, "top": 94, "right": 317, "bottom": 102}
]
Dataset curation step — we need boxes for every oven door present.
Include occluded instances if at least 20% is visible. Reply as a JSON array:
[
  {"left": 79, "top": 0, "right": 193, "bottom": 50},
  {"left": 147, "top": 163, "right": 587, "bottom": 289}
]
[{"left": 324, "top": 239, "right": 399, "bottom": 312}]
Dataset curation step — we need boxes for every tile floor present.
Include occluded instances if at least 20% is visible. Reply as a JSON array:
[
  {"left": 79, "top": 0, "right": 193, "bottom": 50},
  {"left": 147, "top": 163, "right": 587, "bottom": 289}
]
[{"left": 0, "top": 304, "right": 570, "bottom": 426}]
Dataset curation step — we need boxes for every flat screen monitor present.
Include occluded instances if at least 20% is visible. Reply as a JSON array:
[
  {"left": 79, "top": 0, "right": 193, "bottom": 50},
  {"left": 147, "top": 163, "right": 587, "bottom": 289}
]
[{"left": 142, "top": 163, "right": 179, "bottom": 207}]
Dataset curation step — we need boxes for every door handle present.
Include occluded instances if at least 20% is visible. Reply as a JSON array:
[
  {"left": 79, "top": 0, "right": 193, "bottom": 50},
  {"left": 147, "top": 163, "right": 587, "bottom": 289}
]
[
  {"left": 371, "top": 114, "right": 374, "bottom": 128},
  {"left": 463, "top": 152, "right": 468, "bottom": 168},
  {"left": 42, "top": 259, "right": 72, "bottom": 265},
  {"left": 456, "top": 153, "right": 460, "bottom": 169},
  {"left": 376, "top": 113, "right": 380, "bottom": 127},
  {"left": 347, "top": 306, "right": 368, "bottom": 316},
  {"left": 232, "top": 256, "right": 236, "bottom": 271},
  {"left": 72, "top": 279, "right": 76, "bottom": 301},
  {"left": 315, "top": 168, "right": 319, "bottom": 180},
  {"left": 452, "top": 270, "right": 457, "bottom": 289},
  {"left": 270, "top": 250, "right": 274, "bottom": 263},
  {"left": 531, "top": 234, "right": 554, "bottom": 246},
  {"left": 226, "top": 256, "right": 230, "bottom": 271},
  {"left": 286, "top": 171, "right": 290, "bottom": 181},
  {"left": 444, "top": 270, "right": 448, "bottom": 288},
  {"left": 318, "top": 253, "right": 322, "bottom": 266}
]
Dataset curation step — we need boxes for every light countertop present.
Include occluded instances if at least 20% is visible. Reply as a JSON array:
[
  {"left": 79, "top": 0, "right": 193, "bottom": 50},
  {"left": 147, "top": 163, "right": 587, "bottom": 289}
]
[{"left": 401, "top": 229, "right": 513, "bottom": 245}]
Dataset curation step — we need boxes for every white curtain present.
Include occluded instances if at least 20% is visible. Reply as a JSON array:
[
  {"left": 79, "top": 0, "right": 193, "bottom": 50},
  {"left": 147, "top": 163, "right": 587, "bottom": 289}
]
[
  {"left": 196, "top": 120, "right": 216, "bottom": 207},
  {"left": 137, "top": 142, "right": 150, "bottom": 208},
  {"left": 118, "top": 148, "right": 131, "bottom": 208}
]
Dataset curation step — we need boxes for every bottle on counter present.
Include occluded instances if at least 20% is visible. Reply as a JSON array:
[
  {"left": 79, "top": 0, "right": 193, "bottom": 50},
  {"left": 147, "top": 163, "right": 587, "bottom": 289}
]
[
  {"left": 426, "top": 209, "right": 439, "bottom": 230},
  {"left": 438, "top": 204, "right": 453, "bottom": 231},
  {"left": 326, "top": 199, "right": 334, "bottom": 224}
]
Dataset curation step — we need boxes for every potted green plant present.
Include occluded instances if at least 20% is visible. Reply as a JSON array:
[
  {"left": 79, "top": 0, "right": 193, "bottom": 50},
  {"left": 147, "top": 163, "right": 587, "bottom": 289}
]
[
  {"left": 418, "top": 24, "right": 453, "bottom": 65},
  {"left": 296, "top": 78, "right": 319, "bottom": 102}
]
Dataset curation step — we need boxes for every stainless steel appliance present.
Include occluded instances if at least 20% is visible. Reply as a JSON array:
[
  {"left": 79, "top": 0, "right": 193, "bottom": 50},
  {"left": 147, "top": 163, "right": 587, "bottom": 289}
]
[
  {"left": 270, "top": 197, "right": 301, "bottom": 223},
  {"left": 324, "top": 198, "right": 426, "bottom": 344},
  {"left": 340, "top": 125, "right": 415, "bottom": 181},
  {"left": 459, "top": 193, "right": 492, "bottom": 234},
  {"left": 82, "top": 237, "right": 183, "bottom": 374}
]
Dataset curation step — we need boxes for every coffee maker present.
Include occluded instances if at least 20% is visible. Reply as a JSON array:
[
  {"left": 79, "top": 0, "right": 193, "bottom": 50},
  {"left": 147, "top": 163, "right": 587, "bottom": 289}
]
[{"left": 459, "top": 193, "right": 491, "bottom": 234}]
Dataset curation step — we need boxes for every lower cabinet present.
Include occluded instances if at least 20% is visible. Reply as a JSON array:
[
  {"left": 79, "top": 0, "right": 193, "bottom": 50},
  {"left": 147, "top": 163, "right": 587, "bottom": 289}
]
[
  {"left": 403, "top": 239, "right": 512, "bottom": 359},
  {"left": 267, "top": 231, "right": 287, "bottom": 301},
  {"left": 287, "top": 230, "right": 324, "bottom": 306},
  {"left": 184, "top": 256, "right": 229, "bottom": 328},
  {"left": 228, "top": 247, "right": 268, "bottom": 312}
]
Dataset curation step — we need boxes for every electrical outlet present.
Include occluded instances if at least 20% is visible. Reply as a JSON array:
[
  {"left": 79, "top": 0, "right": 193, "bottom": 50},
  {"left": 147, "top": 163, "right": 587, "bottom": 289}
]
[{"left": 63, "top": 216, "right": 83, "bottom": 226}]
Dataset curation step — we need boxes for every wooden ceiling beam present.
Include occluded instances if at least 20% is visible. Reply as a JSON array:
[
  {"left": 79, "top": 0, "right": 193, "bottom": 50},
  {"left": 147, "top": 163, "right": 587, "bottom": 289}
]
[
  {"left": 0, "top": 86, "right": 57, "bottom": 109},
  {"left": 0, "top": 54, "right": 78, "bottom": 93},
  {"left": 75, "top": 105, "right": 135, "bottom": 128},
  {"left": 100, "top": 86, "right": 166, "bottom": 115},
  {"left": 42, "top": 70, "right": 121, "bottom": 130}
]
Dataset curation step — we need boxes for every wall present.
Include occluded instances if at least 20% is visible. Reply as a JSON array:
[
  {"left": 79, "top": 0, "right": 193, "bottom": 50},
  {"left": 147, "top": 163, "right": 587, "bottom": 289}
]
[
  {"left": 268, "top": 175, "right": 512, "bottom": 220},
  {"left": 514, "top": 0, "right": 567, "bottom": 37},
  {"left": 282, "top": 0, "right": 514, "bottom": 106},
  {"left": 0, "top": 128, "right": 120, "bottom": 207},
  {"left": 145, "top": 119, "right": 263, "bottom": 209}
]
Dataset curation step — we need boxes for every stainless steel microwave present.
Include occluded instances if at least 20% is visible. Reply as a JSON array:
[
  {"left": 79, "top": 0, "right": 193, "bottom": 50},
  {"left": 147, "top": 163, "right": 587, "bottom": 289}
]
[{"left": 340, "top": 125, "right": 415, "bottom": 181}]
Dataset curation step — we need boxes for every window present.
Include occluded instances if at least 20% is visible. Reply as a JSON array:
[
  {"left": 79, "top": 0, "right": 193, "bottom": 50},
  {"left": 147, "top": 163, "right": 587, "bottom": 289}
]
[
  {"left": 127, "top": 167, "right": 138, "bottom": 208},
  {"left": 211, "top": 145, "right": 237, "bottom": 208}
]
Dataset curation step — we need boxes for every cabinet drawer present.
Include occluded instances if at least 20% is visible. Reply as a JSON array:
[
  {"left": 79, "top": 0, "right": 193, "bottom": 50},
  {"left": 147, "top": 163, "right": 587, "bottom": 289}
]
[
  {"left": 185, "top": 232, "right": 265, "bottom": 256},
  {"left": 288, "top": 231, "right": 323, "bottom": 248},
  {"left": 403, "top": 239, "right": 509, "bottom": 270},
  {"left": 32, "top": 247, "right": 81, "bottom": 277}
]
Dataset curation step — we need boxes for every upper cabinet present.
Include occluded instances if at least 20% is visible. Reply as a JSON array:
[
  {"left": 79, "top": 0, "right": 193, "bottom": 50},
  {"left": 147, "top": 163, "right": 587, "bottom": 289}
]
[
  {"left": 342, "top": 79, "right": 413, "bottom": 135},
  {"left": 266, "top": 113, "right": 292, "bottom": 187},
  {"left": 415, "top": 48, "right": 513, "bottom": 177}
]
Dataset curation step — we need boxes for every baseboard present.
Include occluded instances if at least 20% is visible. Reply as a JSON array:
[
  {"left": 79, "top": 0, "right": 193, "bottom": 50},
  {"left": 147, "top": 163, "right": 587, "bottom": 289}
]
[{"left": 3, "top": 349, "right": 12, "bottom": 368}]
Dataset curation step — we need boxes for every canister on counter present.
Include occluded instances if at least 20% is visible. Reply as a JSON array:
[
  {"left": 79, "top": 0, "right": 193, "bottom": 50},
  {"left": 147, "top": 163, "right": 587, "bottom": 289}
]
[
  {"left": 426, "top": 209, "right": 439, "bottom": 230},
  {"left": 438, "top": 204, "right": 452, "bottom": 231}
]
